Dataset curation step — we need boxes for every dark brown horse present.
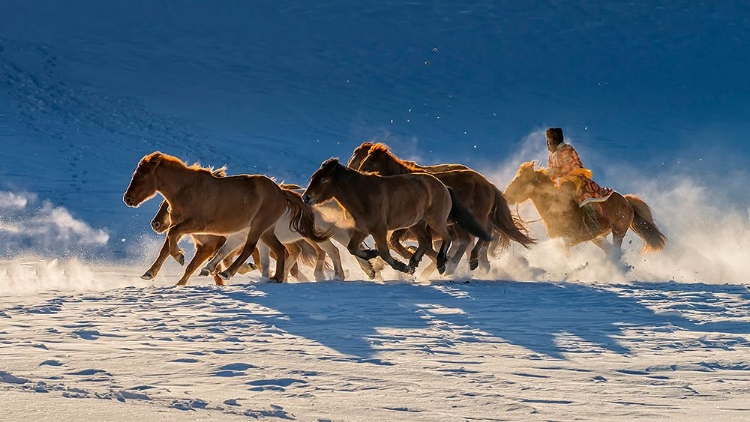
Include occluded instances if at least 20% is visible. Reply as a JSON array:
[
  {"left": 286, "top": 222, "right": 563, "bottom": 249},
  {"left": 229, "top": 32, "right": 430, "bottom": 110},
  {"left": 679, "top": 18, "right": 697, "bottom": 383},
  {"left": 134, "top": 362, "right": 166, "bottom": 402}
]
[
  {"left": 504, "top": 161, "right": 666, "bottom": 261},
  {"left": 302, "top": 158, "right": 492, "bottom": 275},
  {"left": 353, "top": 143, "right": 533, "bottom": 273},
  {"left": 124, "top": 151, "right": 294, "bottom": 282}
]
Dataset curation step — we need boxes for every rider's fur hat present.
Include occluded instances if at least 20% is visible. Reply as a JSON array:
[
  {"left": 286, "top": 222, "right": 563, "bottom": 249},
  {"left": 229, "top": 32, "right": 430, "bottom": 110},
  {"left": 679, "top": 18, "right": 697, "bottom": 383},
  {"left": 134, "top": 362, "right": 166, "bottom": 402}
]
[{"left": 546, "top": 128, "right": 564, "bottom": 144}]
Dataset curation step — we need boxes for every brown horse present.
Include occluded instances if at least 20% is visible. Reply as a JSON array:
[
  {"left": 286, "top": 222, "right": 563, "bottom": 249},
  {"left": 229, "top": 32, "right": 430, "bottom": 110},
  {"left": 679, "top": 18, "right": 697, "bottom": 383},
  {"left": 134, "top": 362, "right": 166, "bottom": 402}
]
[
  {"left": 504, "top": 161, "right": 666, "bottom": 261},
  {"left": 302, "top": 158, "right": 491, "bottom": 275},
  {"left": 124, "top": 151, "right": 294, "bottom": 282},
  {"left": 353, "top": 143, "right": 533, "bottom": 273},
  {"left": 347, "top": 141, "right": 470, "bottom": 174}
]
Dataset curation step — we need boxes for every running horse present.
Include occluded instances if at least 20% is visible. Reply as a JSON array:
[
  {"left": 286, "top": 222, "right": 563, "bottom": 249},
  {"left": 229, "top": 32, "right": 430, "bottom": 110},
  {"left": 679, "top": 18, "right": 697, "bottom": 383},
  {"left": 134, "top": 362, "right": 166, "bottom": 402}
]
[
  {"left": 123, "top": 151, "right": 317, "bottom": 283},
  {"left": 504, "top": 161, "right": 666, "bottom": 261},
  {"left": 302, "top": 158, "right": 492, "bottom": 275},
  {"left": 353, "top": 143, "right": 533, "bottom": 273}
]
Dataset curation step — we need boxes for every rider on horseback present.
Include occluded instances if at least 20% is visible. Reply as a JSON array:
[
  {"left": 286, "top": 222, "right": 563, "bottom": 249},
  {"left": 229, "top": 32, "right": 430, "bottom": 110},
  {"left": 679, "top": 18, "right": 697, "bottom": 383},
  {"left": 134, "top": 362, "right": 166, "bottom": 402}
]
[{"left": 545, "top": 128, "right": 613, "bottom": 231}]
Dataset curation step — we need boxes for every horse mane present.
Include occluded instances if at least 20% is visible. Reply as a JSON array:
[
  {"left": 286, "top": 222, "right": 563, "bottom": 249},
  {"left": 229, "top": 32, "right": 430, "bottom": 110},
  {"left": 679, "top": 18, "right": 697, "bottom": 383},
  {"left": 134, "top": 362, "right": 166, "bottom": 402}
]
[
  {"left": 142, "top": 152, "right": 224, "bottom": 177},
  {"left": 353, "top": 141, "right": 375, "bottom": 154},
  {"left": 321, "top": 157, "right": 341, "bottom": 169},
  {"left": 365, "top": 144, "right": 420, "bottom": 174}
]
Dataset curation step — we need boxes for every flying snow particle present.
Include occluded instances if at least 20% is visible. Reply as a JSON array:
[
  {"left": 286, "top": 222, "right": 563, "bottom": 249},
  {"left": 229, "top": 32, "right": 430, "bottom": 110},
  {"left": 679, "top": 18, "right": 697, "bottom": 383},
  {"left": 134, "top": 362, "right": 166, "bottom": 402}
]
[
  {"left": 433, "top": 47, "right": 438, "bottom": 52},
  {"left": 425, "top": 60, "right": 430, "bottom": 65}
]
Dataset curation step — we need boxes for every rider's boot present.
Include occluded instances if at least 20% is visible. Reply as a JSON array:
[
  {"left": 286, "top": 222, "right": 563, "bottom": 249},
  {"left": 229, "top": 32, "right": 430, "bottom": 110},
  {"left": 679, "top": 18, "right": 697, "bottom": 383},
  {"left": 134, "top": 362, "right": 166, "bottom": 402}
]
[{"left": 583, "top": 202, "right": 600, "bottom": 232}]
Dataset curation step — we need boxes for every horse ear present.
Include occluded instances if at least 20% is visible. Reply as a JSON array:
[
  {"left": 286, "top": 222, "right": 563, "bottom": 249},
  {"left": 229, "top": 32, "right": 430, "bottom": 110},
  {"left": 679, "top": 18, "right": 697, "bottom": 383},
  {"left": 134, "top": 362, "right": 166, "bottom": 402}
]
[{"left": 144, "top": 151, "right": 164, "bottom": 164}]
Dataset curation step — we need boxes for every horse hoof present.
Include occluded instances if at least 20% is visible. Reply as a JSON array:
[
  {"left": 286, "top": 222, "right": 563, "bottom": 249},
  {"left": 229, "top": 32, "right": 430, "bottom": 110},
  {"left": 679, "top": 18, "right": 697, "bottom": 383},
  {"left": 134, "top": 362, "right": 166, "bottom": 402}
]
[
  {"left": 176, "top": 281, "right": 187, "bottom": 286},
  {"left": 469, "top": 260, "right": 479, "bottom": 271},
  {"left": 141, "top": 272, "right": 154, "bottom": 280},
  {"left": 199, "top": 268, "right": 210, "bottom": 277},
  {"left": 218, "top": 271, "right": 231, "bottom": 281},
  {"left": 177, "top": 254, "right": 185, "bottom": 266},
  {"left": 437, "top": 265, "right": 446, "bottom": 275}
]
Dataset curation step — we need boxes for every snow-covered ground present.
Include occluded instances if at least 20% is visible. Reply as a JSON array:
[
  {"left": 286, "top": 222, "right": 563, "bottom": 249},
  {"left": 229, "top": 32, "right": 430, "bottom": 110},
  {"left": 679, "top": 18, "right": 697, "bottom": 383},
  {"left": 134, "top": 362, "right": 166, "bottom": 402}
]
[{"left": 1, "top": 2, "right": 749, "bottom": 420}]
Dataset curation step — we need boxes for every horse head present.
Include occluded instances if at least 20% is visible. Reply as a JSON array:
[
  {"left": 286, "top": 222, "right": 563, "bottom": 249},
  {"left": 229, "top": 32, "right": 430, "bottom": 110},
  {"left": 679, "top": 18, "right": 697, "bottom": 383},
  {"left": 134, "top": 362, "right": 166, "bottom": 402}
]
[
  {"left": 123, "top": 152, "right": 164, "bottom": 207},
  {"left": 150, "top": 200, "right": 171, "bottom": 233},
  {"left": 302, "top": 158, "right": 341, "bottom": 206},
  {"left": 346, "top": 141, "right": 376, "bottom": 170},
  {"left": 504, "top": 161, "right": 541, "bottom": 205},
  {"left": 357, "top": 143, "right": 416, "bottom": 176}
]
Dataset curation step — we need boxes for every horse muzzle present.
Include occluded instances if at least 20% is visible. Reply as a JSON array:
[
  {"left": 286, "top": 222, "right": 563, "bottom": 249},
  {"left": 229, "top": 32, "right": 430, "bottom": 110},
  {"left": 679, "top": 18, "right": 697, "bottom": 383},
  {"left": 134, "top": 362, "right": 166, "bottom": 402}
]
[
  {"left": 151, "top": 221, "right": 165, "bottom": 233},
  {"left": 301, "top": 194, "right": 315, "bottom": 206},
  {"left": 123, "top": 195, "right": 140, "bottom": 207}
]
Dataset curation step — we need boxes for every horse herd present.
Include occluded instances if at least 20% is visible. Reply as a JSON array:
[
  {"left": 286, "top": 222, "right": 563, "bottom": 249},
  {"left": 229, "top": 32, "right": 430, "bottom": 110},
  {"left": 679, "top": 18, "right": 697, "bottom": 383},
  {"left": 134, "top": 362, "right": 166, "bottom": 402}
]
[{"left": 123, "top": 141, "right": 666, "bottom": 285}]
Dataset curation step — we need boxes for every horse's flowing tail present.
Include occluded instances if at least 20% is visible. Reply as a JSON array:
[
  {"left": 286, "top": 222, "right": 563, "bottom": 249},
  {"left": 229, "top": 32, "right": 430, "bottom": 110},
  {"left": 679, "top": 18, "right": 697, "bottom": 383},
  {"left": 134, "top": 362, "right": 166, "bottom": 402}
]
[
  {"left": 625, "top": 194, "right": 666, "bottom": 253},
  {"left": 490, "top": 186, "right": 534, "bottom": 249},
  {"left": 447, "top": 187, "right": 493, "bottom": 241},
  {"left": 282, "top": 189, "right": 332, "bottom": 242}
]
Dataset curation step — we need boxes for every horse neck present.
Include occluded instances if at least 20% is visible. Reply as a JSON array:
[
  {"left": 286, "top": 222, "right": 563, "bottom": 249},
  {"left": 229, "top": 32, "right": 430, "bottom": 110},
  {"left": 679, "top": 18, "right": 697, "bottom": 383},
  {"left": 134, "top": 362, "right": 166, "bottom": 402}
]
[
  {"left": 330, "top": 166, "right": 372, "bottom": 211},
  {"left": 154, "top": 162, "right": 203, "bottom": 202},
  {"left": 385, "top": 156, "right": 412, "bottom": 175},
  {"left": 526, "top": 175, "right": 560, "bottom": 218}
]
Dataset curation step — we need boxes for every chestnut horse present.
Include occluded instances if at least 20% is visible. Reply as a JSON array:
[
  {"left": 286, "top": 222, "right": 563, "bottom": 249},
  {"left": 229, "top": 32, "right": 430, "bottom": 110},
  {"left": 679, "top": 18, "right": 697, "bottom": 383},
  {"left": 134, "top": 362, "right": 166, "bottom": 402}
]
[
  {"left": 354, "top": 143, "right": 534, "bottom": 273},
  {"left": 124, "top": 151, "right": 308, "bottom": 283},
  {"left": 504, "top": 161, "right": 666, "bottom": 261},
  {"left": 151, "top": 199, "right": 319, "bottom": 285},
  {"left": 302, "top": 158, "right": 492, "bottom": 275},
  {"left": 348, "top": 141, "right": 469, "bottom": 174}
]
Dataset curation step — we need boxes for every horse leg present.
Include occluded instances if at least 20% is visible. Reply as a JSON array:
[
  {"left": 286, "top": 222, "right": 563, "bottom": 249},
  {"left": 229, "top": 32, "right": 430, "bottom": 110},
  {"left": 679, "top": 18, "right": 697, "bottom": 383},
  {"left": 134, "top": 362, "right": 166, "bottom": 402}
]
[
  {"left": 446, "top": 229, "right": 472, "bottom": 274},
  {"left": 312, "top": 242, "right": 328, "bottom": 281},
  {"left": 177, "top": 244, "right": 217, "bottom": 286},
  {"left": 142, "top": 223, "right": 190, "bottom": 280},
  {"left": 258, "top": 243, "right": 271, "bottom": 279},
  {"left": 335, "top": 228, "right": 376, "bottom": 279},
  {"left": 346, "top": 231, "right": 378, "bottom": 261},
  {"left": 407, "top": 222, "right": 434, "bottom": 274},
  {"left": 430, "top": 224, "right": 452, "bottom": 275},
  {"left": 317, "top": 239, "right": 345, "bottom": 281},
  {"left": 200, "top": 231, "right": 246, "bottom": 276},
  {"left": 469, "top": 239, "right": 483, "bottom": 271},
  {"left": 371, "top": 230, "right": 410, "bottom": 274},
  {"left": 261, "top": 231, "right": 288, "bottom": 283},
  {"left": 168, "top": 243, "right": 186, "bottom": 266},
  {"left": 284, "top": 242, "right": 305, "bottom": 281},
  {"left": 477, "top": 240, "right": 491, "bottom": 273},
  {"left": 219, "top": 226, "right": 267, "bottom": 281},
  {"left": 388, "top": 229, "right": 415, "bottom": 260}
]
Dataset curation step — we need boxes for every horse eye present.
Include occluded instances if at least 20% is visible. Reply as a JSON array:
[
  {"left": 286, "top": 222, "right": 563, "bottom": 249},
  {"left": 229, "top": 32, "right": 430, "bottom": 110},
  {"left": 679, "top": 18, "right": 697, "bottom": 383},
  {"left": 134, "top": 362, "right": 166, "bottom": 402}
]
[{"left": 321, "top": 178, "right": 329, "bottom": 184}]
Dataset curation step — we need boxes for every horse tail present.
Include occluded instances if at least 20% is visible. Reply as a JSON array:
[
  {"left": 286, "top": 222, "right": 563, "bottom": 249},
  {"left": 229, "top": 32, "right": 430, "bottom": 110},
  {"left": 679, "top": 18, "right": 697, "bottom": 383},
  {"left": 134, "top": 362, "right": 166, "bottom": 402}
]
[
  {"left": 625, "top": 194, "right": 666, "bottom": 253},
  {"left": 490, "top": 186, "right": 534, "bottom": 249},
  {"left": 282, "top": 189, "right": 332, "bottom": 242},
  {"left": 288, "top": 240, "right": 320, "bottom": 268},
  {"left": 447, "top": 187, "right": 493, "bottom": 241}
]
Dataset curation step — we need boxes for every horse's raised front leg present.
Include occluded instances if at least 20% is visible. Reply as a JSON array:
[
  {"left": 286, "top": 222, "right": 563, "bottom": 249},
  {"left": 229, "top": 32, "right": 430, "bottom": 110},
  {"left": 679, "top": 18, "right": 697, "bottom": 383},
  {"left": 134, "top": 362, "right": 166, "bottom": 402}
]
[
  {"left": 346, "top": 231, "right": 378, "bottom": 261},
  {"left": 371, "top": 229, "right": 410, "bottom": 274},
  {"left": 142, "top": 222, "right": 191, "bottom": 280},
  {"left": 388, "top": 229, "right": 415, "bottom": 260}
]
